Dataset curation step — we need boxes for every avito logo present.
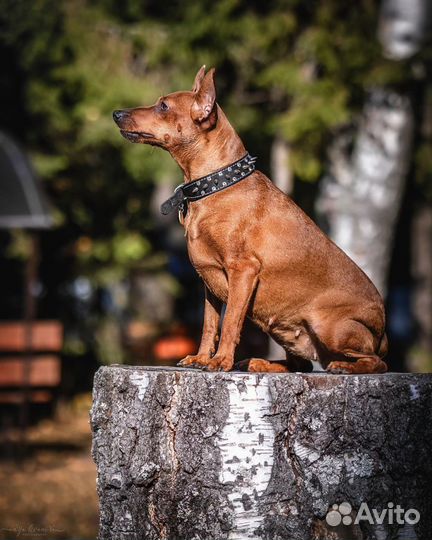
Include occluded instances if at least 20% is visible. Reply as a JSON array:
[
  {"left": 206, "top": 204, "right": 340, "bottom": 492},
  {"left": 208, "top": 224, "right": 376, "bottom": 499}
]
[{"left": 326, "top": 501, "right": 420, "bottom": 527}]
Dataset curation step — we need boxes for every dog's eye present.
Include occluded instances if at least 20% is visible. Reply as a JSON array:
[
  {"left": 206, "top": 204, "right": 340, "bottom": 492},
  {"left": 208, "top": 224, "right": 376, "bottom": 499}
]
[{"left": 160, "top": 101, "right": 169, "bottom": 112}]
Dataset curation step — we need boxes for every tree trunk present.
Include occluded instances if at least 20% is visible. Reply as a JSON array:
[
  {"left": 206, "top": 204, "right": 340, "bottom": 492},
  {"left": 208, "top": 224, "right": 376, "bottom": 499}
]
[
  {"left": 378, "top": 0, "right": 430, "bottom": 60},
  {"left": 315, "top": 0, "right": 432, "bottom": 298},
  {"left": 91, "top": 366, "right": 432, "bottom": 540},
  {"left": 316, "top": 90, "right": 414, "bottom": 296}
]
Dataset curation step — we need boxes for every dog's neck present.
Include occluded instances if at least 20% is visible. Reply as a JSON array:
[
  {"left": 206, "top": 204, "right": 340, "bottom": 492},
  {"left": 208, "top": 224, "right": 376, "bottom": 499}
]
[{"left": 170, "top": 106, "right": 246, "bottom": 183}]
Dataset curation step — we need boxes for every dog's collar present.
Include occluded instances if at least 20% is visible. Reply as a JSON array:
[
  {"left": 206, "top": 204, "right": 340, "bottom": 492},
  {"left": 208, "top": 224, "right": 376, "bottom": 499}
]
[{"left": 160, "top": 153, "right": 257, "bottom": 215}]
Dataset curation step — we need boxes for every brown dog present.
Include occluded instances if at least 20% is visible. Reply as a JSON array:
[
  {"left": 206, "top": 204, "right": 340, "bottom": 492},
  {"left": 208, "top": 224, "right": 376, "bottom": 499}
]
[{"left": 113, "top": 66, "right": 388, "bottom": 374}]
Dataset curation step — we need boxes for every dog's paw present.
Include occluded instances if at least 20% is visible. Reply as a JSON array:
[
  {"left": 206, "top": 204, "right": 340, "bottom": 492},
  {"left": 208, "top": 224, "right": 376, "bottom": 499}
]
[
  {"left": 204, "top": 355, "right": 234, "bottom": 372},
  {"left": 177, "top": 354, "right": 211, "bottom": 369},
  {"left": 326, "top": 361, "right": 353, "bottom": 374}
]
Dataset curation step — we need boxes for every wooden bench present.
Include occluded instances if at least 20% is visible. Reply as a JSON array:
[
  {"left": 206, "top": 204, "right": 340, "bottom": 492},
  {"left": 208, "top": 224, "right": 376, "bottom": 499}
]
[{"left": 0, "top": 321, "right": 62, "bottom": 404}]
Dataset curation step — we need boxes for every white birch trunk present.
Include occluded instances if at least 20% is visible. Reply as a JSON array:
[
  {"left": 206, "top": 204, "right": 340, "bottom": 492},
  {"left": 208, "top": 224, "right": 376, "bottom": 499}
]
[
  {"left": 378, "top": 0, "right": 430, "bottom": 60},
  {"left": 316, "top": 90, "right": 414, "bottom": 296},
  {"left": 316, "top": 0, "right": 432, "bottom": 297}
]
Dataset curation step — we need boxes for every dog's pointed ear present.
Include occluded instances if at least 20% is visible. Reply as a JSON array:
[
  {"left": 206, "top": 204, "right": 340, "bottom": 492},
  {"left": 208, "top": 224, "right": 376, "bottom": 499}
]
[
  {"left": 191, "top": 68, "right": 217, "bottom": 127},
  {"left": 192, "top": 65, "right": 206, "bottom": 93}
]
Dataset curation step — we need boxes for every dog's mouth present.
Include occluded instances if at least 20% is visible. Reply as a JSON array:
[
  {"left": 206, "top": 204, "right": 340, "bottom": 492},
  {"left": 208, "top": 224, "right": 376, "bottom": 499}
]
[{"left": 120, "top": 130, "right": 155, "bottom": 143}]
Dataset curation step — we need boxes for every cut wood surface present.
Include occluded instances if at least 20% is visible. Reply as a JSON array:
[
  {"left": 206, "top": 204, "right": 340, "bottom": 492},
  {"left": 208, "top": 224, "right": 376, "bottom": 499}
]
[{"left": 91, "top": 366, "right": 432, "bottom": 540}]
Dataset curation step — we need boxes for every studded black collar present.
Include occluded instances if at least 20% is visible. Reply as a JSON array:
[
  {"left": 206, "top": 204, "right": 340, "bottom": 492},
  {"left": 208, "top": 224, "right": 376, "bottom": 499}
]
[{"left": 160, "top": 153, "right": 257, "bottom": 215}]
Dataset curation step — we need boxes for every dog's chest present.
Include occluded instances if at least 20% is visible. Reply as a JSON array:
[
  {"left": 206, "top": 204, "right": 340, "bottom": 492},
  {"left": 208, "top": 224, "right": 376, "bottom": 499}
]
[{"left": 184, "top": 212, "right": 229, "bottom": 300}]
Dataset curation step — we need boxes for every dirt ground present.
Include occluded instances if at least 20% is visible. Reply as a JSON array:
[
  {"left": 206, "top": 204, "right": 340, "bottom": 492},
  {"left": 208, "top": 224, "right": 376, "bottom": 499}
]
[{"left": 0, "top": 394, "right": 98, "bottom": 540}]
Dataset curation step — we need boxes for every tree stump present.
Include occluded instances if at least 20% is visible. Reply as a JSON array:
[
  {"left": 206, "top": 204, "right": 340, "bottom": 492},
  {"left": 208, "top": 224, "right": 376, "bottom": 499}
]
[{"left": 91, "top": 366, "right": 432, "bottom": 540}]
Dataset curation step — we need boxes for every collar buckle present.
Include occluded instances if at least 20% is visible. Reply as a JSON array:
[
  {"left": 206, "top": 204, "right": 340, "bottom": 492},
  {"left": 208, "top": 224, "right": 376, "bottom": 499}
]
[{"left": 160, "top": 153, "right": 256, "bottom": 215}]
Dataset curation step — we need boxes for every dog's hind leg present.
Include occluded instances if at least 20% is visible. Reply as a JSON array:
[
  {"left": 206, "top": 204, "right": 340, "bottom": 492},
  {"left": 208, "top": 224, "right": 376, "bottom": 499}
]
[
  {"left": 318, "top": 318, "right": 388, "bottom": 374},
  {"left": 327, "top": 356, "right": 387, "bottom": 374}
]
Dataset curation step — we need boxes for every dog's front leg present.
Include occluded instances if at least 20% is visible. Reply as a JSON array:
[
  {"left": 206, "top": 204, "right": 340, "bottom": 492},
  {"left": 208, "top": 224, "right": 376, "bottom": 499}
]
[
  {"left": 178, "top": 286, "right": 222, "bottom": 368},
  {"left": 206, "top": 261, "right": 260, "bottom": 372}
]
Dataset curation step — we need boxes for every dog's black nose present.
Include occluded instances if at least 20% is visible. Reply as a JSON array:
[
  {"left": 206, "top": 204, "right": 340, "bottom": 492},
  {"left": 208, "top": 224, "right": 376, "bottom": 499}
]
[{"left": 113, "top": 110, "right": 128, "bottom": 123}]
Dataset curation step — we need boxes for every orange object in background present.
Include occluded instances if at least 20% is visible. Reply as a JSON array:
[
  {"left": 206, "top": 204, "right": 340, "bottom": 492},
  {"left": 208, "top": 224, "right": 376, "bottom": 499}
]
[{"left": 153, "top": 328, "right": 196, "bottom": 362}]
